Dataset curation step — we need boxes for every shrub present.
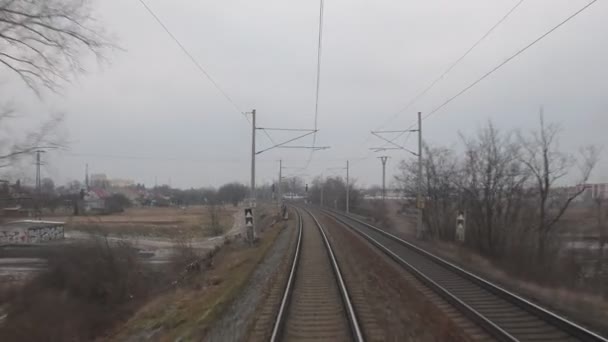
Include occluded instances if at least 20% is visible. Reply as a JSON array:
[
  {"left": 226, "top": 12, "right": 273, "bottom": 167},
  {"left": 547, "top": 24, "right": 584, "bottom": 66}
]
[{"left": 0, "top": 238, "right": 157, "bottom": 341}]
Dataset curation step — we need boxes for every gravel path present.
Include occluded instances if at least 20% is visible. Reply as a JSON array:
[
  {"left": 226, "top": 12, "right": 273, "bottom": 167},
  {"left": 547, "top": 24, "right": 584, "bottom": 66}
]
[{"left": 204, "top": 217, "right": 295, "bottom": 342}]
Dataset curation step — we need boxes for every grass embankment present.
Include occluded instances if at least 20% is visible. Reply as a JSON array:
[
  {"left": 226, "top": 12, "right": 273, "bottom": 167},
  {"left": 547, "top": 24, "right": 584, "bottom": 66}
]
[{"left": 110, "top": 211, "right": 286, "bottom": 341}]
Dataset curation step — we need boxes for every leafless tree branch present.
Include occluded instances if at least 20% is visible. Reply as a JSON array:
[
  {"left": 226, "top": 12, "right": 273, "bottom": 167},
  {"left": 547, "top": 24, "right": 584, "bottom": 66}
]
[{"left": 0, "top": 0, "right": 112, "bottom": 93}]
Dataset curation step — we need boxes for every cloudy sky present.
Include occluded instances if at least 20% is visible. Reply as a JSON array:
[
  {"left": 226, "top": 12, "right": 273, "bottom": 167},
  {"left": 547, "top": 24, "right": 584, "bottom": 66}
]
[{"left": 5, "top": 0, "right": 607, "bottom": 188}]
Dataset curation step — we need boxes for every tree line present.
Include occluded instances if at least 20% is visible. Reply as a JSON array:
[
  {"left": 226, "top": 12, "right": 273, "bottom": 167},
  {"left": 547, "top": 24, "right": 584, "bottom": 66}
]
[{"left": 395, "top": 115, "right": 602, "bottom": 286}]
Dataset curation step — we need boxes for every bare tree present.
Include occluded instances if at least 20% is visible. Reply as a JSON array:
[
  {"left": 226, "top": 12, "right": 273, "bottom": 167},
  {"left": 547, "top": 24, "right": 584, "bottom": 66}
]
[
  {"left": 593, "top": 196, "right": 607, "bottom": 279},
  {"left": 217, "top": 182, "right": 248, "bottom": 206},
  {"left": 0, "top": 108, "right": 64, "bottom": 168},
  {"left": 206, "top": 203, "right": 223, "bottom": 236},
  {"left": 519, "top": 113, "right": 599, "bottom": 259},
  {"left": 458, "top": 122, "right": 528, "bottom": 256},
  {"left": 0, "top": 0, "right": 111, "bottom": 169},
  {"left": 309, "top": 176, "right": 359, "bottom": 211},
  {"left": 395, "top": 144, "right": 459, "bottom": 240},
  {"left": 0, "top": 0, "right": 110, "bottom": 94}
]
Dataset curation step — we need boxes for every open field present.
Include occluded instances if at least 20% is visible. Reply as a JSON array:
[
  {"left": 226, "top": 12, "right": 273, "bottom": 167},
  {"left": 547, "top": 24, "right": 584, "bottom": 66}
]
[
  {"left": 42, "top": 205, "right": 237, "bottom": 239},
  {"left": 0, "top": 205, "right": 240, "bottom": 294}
]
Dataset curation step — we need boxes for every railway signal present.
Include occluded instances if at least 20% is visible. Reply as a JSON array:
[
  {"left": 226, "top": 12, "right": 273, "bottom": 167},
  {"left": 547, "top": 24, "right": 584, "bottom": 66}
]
[
  {"left": 456, "top": 211, "right": 465, "bottom": 242},
  {"left": 245, "top": 208, "right": 254, "bottom": 243}
]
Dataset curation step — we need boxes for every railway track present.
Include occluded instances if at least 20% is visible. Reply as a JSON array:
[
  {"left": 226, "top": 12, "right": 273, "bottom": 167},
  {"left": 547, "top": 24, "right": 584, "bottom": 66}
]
[
  {"left": 323, "top": 209, "right": 608, "bottom": 342},
  {"left": 269, "top": 207, "right": 364, "bottom": 342}
]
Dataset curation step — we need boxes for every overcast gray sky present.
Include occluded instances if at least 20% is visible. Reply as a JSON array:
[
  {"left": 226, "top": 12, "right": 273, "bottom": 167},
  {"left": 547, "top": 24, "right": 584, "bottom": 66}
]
[{"left": 5, "top": 0, "right": 607, "bottom": 188}]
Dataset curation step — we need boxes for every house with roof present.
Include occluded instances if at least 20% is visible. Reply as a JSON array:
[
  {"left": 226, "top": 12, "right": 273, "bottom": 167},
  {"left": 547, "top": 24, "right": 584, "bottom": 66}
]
[{"left": 84, "top": 188, "right": 110, "bottom": 213}]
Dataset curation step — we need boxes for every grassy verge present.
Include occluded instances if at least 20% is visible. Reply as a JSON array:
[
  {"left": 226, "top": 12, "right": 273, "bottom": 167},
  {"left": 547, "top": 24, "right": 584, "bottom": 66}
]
[{"left": 109, "top": 211, "right": 285, "bottom": 341}]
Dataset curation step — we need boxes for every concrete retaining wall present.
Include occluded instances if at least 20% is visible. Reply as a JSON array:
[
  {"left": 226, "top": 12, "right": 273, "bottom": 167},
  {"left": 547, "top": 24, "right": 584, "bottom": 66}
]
[{"left": 0, "top": 221, "right": 64, "bottom": 245}]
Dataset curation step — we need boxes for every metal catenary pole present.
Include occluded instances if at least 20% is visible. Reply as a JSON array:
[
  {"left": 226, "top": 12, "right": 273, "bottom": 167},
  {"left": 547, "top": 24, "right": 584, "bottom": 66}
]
[
  {"left": 379, "top": 156, "right": 389, "bottom": 201},
  {"left": 321, "top": 181, "right": 324, "bottom": 207},
  {"left": 251, "top": 109, "right": 256, "bottom": 204},
  {"left": 278, "top": 159, "right": 282, "bottom": 207},
  {"left": 250, "top": 109, "right": 256, "bottom": 241},
  {"left": 35, "top": 150, "right": 46, "bottom": 219},
  {"left": 346, "top": 160, "right": 350, "bottom": 213},
  {"left": 417, "top": 111, "right": 424, "bottom": 239}
]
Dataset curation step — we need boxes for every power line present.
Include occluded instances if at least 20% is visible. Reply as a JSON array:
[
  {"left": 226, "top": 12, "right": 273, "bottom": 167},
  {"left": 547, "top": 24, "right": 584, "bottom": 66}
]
[
  {"left": 64, "top": 152, "right": 293, "bottom": 163},
  {"left": 376, "top": 0, "right": 526, "bottom": 131},
  {"left": 260, "top": 128, "right": 277, "bottom": 146},
  {"left": 425, "top": 0, "right": 598, "bottom": 121},
  {"left": 304, "top": 0, "right": 325, "bottom": 169},
  {"left": 137, "top": 0, "right": 247, "bottom": 120},
  {"left": 313, "top": 0, "right": 324, "bottom": 133},
  {"left": 373, "top": 0, "right": 597, "bottom": 152}
]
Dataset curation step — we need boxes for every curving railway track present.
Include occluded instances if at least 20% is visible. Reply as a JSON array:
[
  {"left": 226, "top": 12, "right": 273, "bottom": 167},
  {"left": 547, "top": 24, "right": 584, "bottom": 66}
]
[
  {"left": 323, "top": 209, "right": 608, "bottom": 342},
  {"left": 268, "top": 207, "right": 364, "bottom": 342}
]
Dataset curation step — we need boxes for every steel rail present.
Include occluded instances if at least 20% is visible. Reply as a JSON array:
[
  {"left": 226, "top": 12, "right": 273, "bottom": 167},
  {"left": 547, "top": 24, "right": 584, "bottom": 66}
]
[
  {"left": 304, "top": 207, "right": 365, "bottom": 342},
  {"left": 269, "top": 209, "right": 303, "bottom": 342},
  {"left": 325, "top": 209, "right": 516, "bottom": 342}
]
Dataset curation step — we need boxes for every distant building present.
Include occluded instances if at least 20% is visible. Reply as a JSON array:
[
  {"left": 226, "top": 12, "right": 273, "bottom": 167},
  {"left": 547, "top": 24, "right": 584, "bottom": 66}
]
[
  {"left": 90, "top": 173, "right": 109, "bottom": 188},
  {"left": 110, "top": 178, "right": 135, "bottom": 188},
  {"left": 84, "top": 188, "right": 110, "bottom": 213},
  {"left": 0, "top": 180, "right": 33, "bottom": 215},
  {"left": 580, "top": 183, "right": 608, "bottom": 201},
  {"left": 363, "top": 189, "right": 408, "bottom": 200}
]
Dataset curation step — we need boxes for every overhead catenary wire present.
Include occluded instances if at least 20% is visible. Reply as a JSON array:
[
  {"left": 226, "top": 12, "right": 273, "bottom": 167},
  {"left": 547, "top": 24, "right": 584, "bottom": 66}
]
[
  {"left": 350, "top": 0, "right": 526, "bottom": 155},
  {"left": 64, "top": 152, "right": 307, "bottom": 164},
  {"left": 373, "top": 0, "right": 597, "bottom": 152},
  {"left": 424, "top": 0, "right": 598, "bottom": 121},
  {"left": 374, "top": 0, "right": 526, "bottom": 131},
  {"left": 137, "top": 0, "right": 247, "bottom": 120},
  {"left": 261, "top": 128, "right": 278, "bottom": 146},
  {"left": 303, "top": 0, "right": 325, "bottom": 169}
]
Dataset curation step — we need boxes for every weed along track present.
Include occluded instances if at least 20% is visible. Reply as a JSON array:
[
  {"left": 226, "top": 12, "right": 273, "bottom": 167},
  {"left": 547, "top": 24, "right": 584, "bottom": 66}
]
[{"left": 269, "top": 207, "right": 364, "bottom": 342}]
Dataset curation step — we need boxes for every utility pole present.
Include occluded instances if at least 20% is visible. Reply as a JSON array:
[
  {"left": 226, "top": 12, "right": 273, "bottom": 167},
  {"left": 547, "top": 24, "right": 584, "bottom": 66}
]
[
  {"left": 417, "top": 111, "right": 424, "bottom": 239},
  {"left": 369, "top": 113, "right": 423, "bottom": 237},
  {"left": 379, "top": 156, "right": 389, "bottom": 201},
  {"left": 85, "top": 163, "right": 89, "bottom": 190},
  {"left": 278, "top": 159, "right": 282, "bottom": 206},
  {"left": 248, "top": 109, "right": 257, "bottom": 242},
  {"left": 35, "top": 150, "right": 45, "bottom": 219},
  {"left": 250, "top": 109, "right": 256, "bottom": 207},
  {"left": 320, "top": 182, "right": 324, "bottom": 207},
  {"left": 346, "top": 160, "right": 350, "bottom": 213}
]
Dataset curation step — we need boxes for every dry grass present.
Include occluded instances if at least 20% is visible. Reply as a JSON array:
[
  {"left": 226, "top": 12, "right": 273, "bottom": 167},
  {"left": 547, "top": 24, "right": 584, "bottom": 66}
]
[
  {"left": 44, "top": 205, "right": 236, "bottom": 238},
  {"left": 108, "top": 210, "right": 285, "bottom": 341},
  {"left": 424, "top": 239, "right": 608, "bottom": 335}
]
